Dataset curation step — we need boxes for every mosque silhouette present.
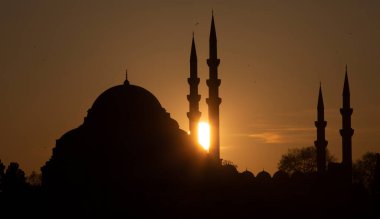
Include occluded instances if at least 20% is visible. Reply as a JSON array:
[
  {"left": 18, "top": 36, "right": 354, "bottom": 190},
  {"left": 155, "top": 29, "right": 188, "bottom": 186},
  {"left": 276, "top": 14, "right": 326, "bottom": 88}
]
[{"left": 1, "top": 13, "right": 378, "bottom": 219}]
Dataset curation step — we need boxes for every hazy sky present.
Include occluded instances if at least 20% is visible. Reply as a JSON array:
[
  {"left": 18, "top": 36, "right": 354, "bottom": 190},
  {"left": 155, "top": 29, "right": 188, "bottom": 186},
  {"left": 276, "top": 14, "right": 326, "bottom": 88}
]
[{"left": 1, "top": 0, "right": 380, "bottom": 174}]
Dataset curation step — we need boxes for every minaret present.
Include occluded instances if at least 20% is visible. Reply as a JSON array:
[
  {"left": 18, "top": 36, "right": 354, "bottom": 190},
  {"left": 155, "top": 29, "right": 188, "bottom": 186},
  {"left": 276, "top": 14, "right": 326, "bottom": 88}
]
[
  {"left": 340, "top": 65, "right": 354, "bottom": 179},
  {"left": 206, "top": 12, "right": 222, "bottom": 161},
  {"left": 314, "top": 84, "right": 328, "bottom": 174},
  {"left": 187, "top": 34, "right": 201, "bottom": 141}
]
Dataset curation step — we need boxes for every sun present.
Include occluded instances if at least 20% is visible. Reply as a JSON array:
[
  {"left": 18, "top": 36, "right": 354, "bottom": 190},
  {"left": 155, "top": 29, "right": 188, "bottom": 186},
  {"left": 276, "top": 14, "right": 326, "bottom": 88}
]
[{"left": 198, "top": 122, "right": 210, "bottom": 151}]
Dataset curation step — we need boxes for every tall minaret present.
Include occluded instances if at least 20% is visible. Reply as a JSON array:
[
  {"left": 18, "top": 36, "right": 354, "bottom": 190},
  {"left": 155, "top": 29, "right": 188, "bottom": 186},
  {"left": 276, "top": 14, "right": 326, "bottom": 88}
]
[
  {"left": 206, "top": 13, "right": 222, "bottom": 161},
  {"left": 340, "top": 65, "right": 354, "bottom": 178},
  {"left": 314, "top": 84, "right": 328, "bottom": 174},
  {"left": 187, "top": 34, "right": 201, "bottom": 141}
]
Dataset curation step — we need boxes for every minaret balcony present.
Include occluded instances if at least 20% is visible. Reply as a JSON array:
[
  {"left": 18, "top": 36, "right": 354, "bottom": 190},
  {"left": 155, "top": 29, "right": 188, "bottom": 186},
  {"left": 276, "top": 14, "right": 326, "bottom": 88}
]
[
  {"left": 206, "top": 97, "right": 222, "bottom": 105},
  {"left": 188, "top": 77, "right": 200, "bottom": 85},
  {"left": 207, "top": 59, "right": 220, "bottom": 66},
  {"left": 340, "top": 108, "right": 353, "bottom": 115},
  {"left": 187, "top": 94, "right": 201, "bottom": 102},
  {"left": 187, "top": 111, "right": 201, "bottom": 119},
  {"left": 206, "top": 79, "right": 221, "bottom": 87}
]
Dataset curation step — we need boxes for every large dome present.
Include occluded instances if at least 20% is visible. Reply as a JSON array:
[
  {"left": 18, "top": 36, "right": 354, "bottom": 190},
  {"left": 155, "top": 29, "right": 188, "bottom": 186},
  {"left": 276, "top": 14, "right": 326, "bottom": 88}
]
[
  {"left": 92, "top": 84, "right": 162, "bottom": 113},
  {"left": 85, "top": 82, "right": 170, "bottom": 127}
]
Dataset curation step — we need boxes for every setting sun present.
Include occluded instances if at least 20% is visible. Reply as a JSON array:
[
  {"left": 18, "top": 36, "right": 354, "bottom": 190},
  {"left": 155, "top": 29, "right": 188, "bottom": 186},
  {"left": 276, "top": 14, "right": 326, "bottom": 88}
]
[{"left": 198, "top": 122, "right": 210, "bottom": 151}]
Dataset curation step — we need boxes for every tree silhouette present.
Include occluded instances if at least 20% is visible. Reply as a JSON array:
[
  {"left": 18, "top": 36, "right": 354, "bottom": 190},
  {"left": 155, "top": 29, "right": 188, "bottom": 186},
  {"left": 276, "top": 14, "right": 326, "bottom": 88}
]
[
  {"left": 3, "top": 162, "right": 27, "bottom": 192},
  {"left": 278, "top": 146, "right": 335, "bottom": 175},
  {"left": 372, "top": 153, "right": 380, "bottom": 196},
  {"left": 27, "top": 171, "right": 42, "bottom": 187},
  {"left": 0, "top": 160, "right": 5, "bottom": 192},
  {"left": 353, "top": 152, "right": 379, "bottom": 190}
]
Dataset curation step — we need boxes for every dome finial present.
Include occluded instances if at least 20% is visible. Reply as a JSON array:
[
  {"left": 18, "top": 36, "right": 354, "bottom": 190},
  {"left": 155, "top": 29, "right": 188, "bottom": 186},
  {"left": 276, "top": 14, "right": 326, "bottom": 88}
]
[{"left": 124, "top": 68, "right": 130, "bottom": 85}]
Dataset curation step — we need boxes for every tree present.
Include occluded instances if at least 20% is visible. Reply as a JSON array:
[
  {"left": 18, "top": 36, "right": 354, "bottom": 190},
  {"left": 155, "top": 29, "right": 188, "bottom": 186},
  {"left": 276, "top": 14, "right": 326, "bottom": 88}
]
[
  {"left": 27, "top": 171, "right": 42, "bottom": 187},
  {"left": 3, "top": 162, "right": 27, "bottom": 192},
  {"left": 221, "top": 159, "right": 237, "bottom": 169},
  {"left": 353, "top": 152, "right": 379, "bottom": 190},
  {"left": 0, "top": 160, "right": 5, "bottom": 192},
  {"left": 372, "top": 153, "right": 380, "bottom": 196},
  {"left": 278, "top": 146, "right": 335, "bottom": 175}
]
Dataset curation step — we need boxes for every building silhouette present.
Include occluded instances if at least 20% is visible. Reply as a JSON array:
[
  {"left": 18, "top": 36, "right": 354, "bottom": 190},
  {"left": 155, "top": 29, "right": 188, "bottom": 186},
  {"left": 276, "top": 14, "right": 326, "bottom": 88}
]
[
  {"left": 187, "top": 34, "right": 201, "bottom": 142},
  {"left": 206, "top": 13, "right": 222, "bottom": 161},
  {"left": 41, "top": 74, "right": 207, "bottom": 217},
  {"left": 314, "top": 84, "right": 328, "bottom": 174},
  {"left": 340, "top": 65, "right": 354, "bottom": 180}
]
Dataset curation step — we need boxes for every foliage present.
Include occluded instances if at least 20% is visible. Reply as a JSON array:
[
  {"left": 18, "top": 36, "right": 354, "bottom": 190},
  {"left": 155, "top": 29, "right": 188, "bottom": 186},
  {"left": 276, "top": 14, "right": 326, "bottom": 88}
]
[
  {"left": 353, "top": 152, "right": 379, "bottom": 189},
  {"left": 0, "top": 160, "right": 5, "bottom": 191},
  {"left": 27, "top": 171, "right": 42, "bottom": 186},
  {"left": 222, "top": 159, "right": 237, "bottom": 169},
  {"left": 277, "top": 146, "right": 335, "bottom": 175},
  {"left": 3, "top": 162, "right": 27, "bottom": 192}
]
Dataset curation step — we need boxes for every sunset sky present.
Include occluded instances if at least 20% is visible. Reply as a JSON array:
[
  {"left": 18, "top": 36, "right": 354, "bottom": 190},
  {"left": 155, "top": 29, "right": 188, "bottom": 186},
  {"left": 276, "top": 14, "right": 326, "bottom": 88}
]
[{"left": 1, "top": 0, "right": 379, "bottom": 174}]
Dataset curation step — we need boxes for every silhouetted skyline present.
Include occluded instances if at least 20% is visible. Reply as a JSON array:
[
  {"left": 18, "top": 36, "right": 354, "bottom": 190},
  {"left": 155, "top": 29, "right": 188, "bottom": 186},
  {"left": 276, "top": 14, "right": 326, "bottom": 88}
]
[
  {"left": 1, "top": 1, "right": 380, "bottom": 174},
  {"left": 1, "top": 6, "right": 380, "bottom": 217}
]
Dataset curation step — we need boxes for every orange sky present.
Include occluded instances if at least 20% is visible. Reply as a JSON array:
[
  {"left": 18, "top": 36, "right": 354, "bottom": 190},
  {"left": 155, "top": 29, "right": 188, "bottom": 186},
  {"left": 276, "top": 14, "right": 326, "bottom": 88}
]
[{"left": 1, "top": 0, "right": 380, "bottom": 174}]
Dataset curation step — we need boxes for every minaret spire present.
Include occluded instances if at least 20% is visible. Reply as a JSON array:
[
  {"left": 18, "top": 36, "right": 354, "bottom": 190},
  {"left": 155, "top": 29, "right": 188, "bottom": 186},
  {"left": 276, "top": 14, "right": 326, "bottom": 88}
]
[
  {"left": 190, "top": 33, "right": 197, "bottom": 68},
  {"left": 314, "top": 83, "right": 328, "bottom": 174},
  {"left": 209, "top": 13, "right": 217, "bottom": 60},
  {"left": 318, "top": 82, "right": 324, "bottom": 110},
  {"left": 206, "top": 12, "right": 222, "bottom": 161},
  {"left": 340, "top": 65, "right": 354, "bottom": 181},
  {"left": 124, "top": 68, "right": 130, "bottom": 85},
  {"left": 343, "top": 65, "right": 350, "bottom": 106},
  {"left": 187, "top": 34, "right": 201, "bottom": 142}
]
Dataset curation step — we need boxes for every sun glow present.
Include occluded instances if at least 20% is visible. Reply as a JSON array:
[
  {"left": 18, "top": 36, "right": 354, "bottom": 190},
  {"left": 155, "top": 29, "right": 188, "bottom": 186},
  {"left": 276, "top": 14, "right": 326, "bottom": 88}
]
[{"left": 198, "top": 122, "right": 210, "bottom": 151}]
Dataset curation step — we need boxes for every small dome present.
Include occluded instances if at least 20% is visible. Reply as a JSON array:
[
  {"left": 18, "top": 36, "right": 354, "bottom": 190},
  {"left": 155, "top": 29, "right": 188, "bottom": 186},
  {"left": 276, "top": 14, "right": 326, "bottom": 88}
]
[
  {"left": 256, "top": 170, "right": 271, "bottom": 181},
  {"left": 240, "top": 170, "right": 255, "bottom": 179}
]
